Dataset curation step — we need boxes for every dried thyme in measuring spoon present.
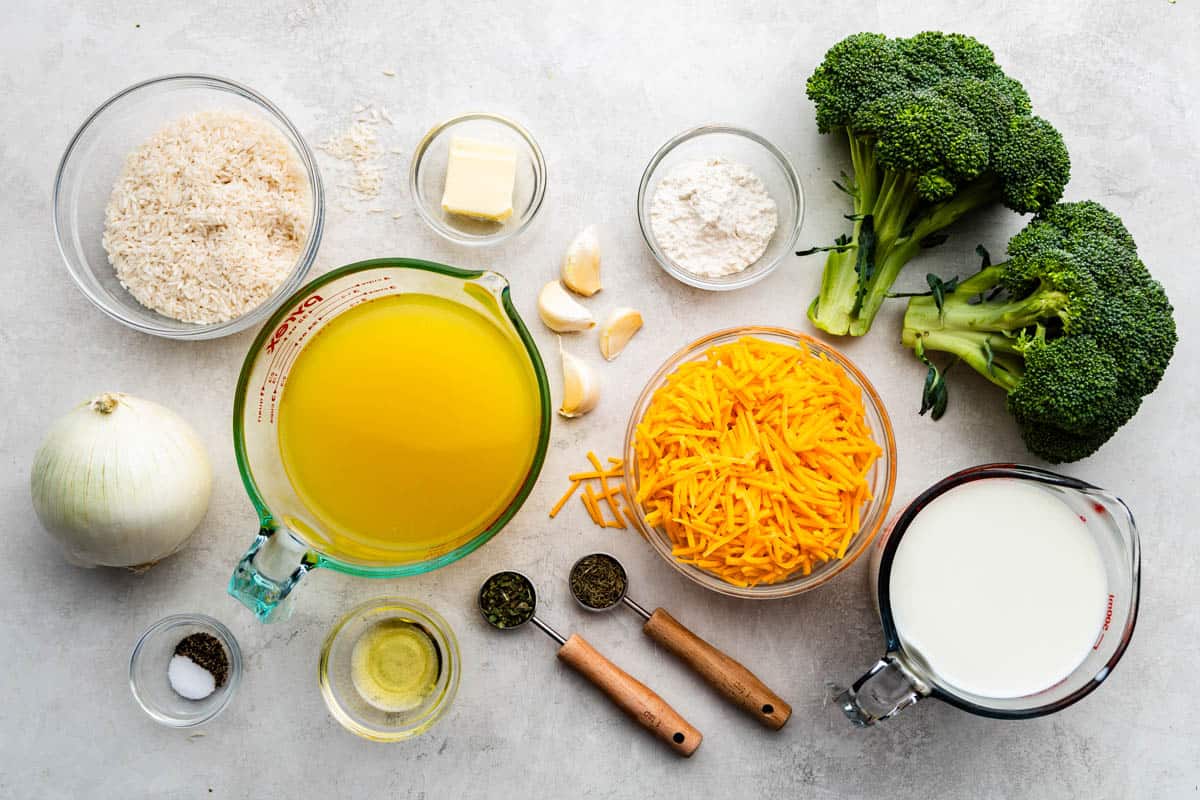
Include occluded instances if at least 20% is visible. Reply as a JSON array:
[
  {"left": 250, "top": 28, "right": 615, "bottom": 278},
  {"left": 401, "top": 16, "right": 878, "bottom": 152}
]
[
  {"left": 475, "top": 569, "right": 702, "bottom": 755},
  {"left": 569, "top": 553, "right": 628, "bottom": 610},
  {"left": 566, "top": 551, "right": 794, "bottom": 730}
]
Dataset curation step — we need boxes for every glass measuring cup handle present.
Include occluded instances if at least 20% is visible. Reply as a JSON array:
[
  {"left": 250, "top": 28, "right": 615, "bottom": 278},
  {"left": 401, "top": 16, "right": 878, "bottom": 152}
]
[
  {"left": 837, "top": 656, "right": 927, "bottom": 726},
  {"left": 228, "top": 527, "right": 318, "bottom": 623}
]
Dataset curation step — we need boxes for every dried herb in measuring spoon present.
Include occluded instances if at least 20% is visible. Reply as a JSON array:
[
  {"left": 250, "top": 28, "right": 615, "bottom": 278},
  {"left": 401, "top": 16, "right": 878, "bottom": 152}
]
[
  {"left": 567, "top": 551, "right": 794, "bottom": 730},
  {"left": 570, "top": 553, "right": 628, "bottom": 610},
  {"left": 475, "top": 569, "right": 702, "bottom": 756},
  {"left": 478, "top": 570, "right": 536, "bottom": 629}
]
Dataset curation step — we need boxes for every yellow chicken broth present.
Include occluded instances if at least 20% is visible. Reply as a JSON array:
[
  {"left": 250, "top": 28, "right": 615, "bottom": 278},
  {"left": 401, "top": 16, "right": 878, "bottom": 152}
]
[{"left": 277, "top": 293, "right": 540, "bottom": 562}]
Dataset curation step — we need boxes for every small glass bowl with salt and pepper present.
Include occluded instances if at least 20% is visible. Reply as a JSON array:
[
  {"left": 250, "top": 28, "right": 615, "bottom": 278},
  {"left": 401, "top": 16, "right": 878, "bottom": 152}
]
[{"left": 129, "top": 614, "right": 242, "bottom": 727}]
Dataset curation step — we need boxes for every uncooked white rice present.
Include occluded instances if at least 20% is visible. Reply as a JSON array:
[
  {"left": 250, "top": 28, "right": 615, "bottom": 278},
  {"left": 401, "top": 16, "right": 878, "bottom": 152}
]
[
  {"left": 102, "top": 111, "right": 312, "bottom": 325},
  {"left": 320, "top": 116, "right": 384, "bottom": 199}
]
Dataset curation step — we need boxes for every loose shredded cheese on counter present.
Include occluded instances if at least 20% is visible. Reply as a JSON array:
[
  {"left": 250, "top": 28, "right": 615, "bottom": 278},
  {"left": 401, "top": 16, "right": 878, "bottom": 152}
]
[
  {"left": 550, "top": 453, "right": 633, "bottom": 531},
  {"left": 633, "top": 336, "right": 882, "bottom": 587}
]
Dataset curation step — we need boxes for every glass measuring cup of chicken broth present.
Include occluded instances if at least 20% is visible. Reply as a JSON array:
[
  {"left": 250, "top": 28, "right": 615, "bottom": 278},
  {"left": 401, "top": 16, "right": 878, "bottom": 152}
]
[
  {"left": 839, "top": 464, "right": 1139, "bottom": 724},
  {"left": 228, "top": 259, "right": 551, "bottom": 622}
]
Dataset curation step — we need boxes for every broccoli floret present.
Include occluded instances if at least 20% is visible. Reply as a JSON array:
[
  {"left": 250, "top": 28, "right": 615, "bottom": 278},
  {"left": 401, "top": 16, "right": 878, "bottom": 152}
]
[
  {"left": 898, "top": 31, "right": 1006, "bottom": 83},
  {"left": 807, "top": 33, "right": 909, "bottom": 133},
  {"left": 1015, "top": 421, "right": 1119, "bottom": 466},
  {"left": 802, "top": 32, "right": 1071, "bottom": 336},
  {"left": 933, "top": 76, "right": 1031, "bottom": 149},
  {"left": 853, "top": 89, "right": 990, "bottom": 203},
  {"left": 1009, "top": 199, "right": 1137, "bottom": 257},
  {"left": 1091, "top": 281, "right": 1177, "bottom": 397},
  {"left": 992, "top": 116, "right": 1072, "bottom": 213},
  {"left": 1007, "top": 336, "right": 1122, "bottom": 433},
  {"left": 900, "top": 201, "right": 1177, "bottom": 463}
]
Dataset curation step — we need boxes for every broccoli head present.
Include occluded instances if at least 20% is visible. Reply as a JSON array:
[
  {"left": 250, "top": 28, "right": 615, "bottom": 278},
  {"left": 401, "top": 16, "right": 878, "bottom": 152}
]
[
  {"left": 900, "top": 201, "right": 1177, "bottom": 463},
  {"left": 802, "top": 31, "right": 1071, "bottom": 336}
]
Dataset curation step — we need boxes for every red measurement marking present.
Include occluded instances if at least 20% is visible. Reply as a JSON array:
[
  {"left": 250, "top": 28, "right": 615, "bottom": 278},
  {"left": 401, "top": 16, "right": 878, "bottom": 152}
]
[
  {"left": 265, "top": 295, "right": 323, "bottom": 354},
  {"left": 1092, "top": 502, "right": 1107, "bottom": 514},
  {"left": 269, "top": 283, "right": 391, "bottom": 408},
  {"left": 1092, "top": 593, "right": 1116, "bottom": 650},
  {"left": 254, "top": 277, "right": 395, "bottom": 424}
]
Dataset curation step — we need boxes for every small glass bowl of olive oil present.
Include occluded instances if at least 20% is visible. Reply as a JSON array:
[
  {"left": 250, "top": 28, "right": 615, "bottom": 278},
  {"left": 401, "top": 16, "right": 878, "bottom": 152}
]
[{"left": 319, "top": 598, "right": 461, "bottom": 742}]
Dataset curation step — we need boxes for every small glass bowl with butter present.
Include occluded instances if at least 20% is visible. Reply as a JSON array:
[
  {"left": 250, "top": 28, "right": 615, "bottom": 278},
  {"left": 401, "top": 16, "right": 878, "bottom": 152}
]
[
  {"left": 319, "top": 597, "right": 461, "bottom": 742},
  {"left": 638, "top": 125, "right": 804, "bottom": 291},
  {"left": 410, "top": 113, "right": 547, "bottom": 247}
]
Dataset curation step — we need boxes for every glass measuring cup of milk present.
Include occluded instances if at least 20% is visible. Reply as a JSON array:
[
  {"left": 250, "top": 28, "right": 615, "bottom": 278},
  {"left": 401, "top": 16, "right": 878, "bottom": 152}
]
[{"left": 839, "top": 464, "right": 1139, "bottom": 725}]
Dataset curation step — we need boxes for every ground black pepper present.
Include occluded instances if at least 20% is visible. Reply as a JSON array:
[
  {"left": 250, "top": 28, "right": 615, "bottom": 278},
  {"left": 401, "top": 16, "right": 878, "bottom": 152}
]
[{"left": 175, "top": 633, "right": 229, "bottom": 688}]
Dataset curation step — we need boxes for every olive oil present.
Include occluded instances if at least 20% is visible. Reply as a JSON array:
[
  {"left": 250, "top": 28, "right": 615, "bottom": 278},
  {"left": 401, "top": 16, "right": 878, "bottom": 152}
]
[{"left": 350, "top": 619, "right": 441, "bottom": 713}]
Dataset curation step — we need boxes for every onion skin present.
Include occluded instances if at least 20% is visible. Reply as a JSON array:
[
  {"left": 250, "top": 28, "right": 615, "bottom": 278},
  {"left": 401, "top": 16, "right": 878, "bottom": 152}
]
[{"left": 30, "top": 393, "right": 213, "bottom": 569}]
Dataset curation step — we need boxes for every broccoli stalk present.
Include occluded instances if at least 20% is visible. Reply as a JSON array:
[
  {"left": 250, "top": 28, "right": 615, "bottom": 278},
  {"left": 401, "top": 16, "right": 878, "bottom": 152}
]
[
  {"left": 901, "top": 257, "right": 1073, "bottom": 378},
  {"left": 902, "top": 289, "right": 1034, "bottom": 394},
  {"left": 802, "top": 32, "right": 1071, "bottom": 336},
  {"left": 830, "top": 176, "right": 998, "bottom": 335}
]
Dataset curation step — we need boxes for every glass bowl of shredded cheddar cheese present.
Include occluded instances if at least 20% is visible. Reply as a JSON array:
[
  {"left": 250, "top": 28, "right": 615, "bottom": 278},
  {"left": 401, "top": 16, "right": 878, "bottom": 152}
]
[{"left": 623, "top": 327, "right": 897, "bottom": 599}]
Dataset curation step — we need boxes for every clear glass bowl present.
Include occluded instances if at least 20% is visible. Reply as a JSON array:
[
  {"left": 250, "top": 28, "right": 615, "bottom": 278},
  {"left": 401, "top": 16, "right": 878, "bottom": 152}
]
[
  {"left": 409, "top": 112, "right": 546, "bottom": 247},
  {"left": 52, "top": 74, "right": 325, "bottom": 339},
  {"left": 622, "top": 327, "right": 897, "bottom": 599},
  {"left": 319, "top": 597, "right": 461, "bottom": 742},
  {"left": 129, "top": 614, "right": 242, "bottom": 727},
  {"left": 637, "top": 125, "right": 804, "bottom": 291}
]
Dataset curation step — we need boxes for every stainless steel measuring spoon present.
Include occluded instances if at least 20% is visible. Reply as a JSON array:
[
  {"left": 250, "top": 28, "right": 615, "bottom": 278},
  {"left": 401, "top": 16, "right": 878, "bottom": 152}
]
[
  {"left": 569, "top": 553, "right": 791, "bottom": 729},
  {"left": 477, "top": 570, "right": 702, "bottom": 757}
]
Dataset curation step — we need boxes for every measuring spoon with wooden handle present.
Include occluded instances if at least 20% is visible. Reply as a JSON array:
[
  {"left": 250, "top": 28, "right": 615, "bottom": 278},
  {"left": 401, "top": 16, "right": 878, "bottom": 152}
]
[
  {"left": 478, "top": 570, "right": 701, "bottom": 757},
  {"left": 569, "top": 553, "right": 792, "bottom": 729}
]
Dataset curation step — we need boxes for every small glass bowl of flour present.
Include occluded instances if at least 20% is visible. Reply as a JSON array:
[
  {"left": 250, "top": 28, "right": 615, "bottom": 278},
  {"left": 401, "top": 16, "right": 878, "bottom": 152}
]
[{"left": 638, "top": 126, "right": 803, "bottom": 290}]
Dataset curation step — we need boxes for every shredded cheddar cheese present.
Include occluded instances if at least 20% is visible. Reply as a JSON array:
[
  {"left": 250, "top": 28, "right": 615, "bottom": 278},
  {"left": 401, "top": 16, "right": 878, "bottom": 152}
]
[
  {"left": 633, "top": 336, "right": 881, "bottom": 587},
  {"left": 550, "top": 452, "right": 634, "bottom": 531}
]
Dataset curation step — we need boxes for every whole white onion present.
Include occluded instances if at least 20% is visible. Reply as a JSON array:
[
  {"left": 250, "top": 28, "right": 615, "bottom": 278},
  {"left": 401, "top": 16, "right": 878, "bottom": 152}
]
[{"left": 30, "top": 392, "right": 213, "bottom": 569}]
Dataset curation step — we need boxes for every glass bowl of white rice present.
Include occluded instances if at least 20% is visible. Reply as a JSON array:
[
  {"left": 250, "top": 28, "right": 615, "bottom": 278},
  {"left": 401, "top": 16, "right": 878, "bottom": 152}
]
[{"left": 53, "top": 74, "right": 324, "bottom": 339}]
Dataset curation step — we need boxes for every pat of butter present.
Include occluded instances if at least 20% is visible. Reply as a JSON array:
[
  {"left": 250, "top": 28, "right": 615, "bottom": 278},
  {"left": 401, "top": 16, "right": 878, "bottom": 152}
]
[{"left": 440, "top": 137, "right": 517, "bottom": 222}]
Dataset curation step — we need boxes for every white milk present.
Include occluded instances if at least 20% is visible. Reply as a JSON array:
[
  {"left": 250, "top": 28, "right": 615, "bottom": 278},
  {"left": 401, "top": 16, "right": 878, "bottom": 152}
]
[{"left": 888, "top": 478, "right": 1108, "bottom": 699}]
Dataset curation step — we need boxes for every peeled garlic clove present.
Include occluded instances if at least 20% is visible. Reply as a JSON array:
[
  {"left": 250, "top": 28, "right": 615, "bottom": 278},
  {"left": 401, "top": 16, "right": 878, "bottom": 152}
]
[
  {"left": 561, "top": 225, "right": 602, "bottom": 297},
  {"left": 538, "top": 280, "right": 595, "bottom": 333},
  {"left": 558, "top": 344, "right": 600, "bottom": 418},
  {"left": 599, "top": 307, "right": 644, "bottom": 361}
]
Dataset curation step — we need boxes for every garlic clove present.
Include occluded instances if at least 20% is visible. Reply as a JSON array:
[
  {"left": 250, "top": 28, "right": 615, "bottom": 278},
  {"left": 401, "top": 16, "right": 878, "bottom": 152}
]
[
  {"left": 561, "top": 225, "right": 602, "bottom": 297},
  {"left": 558, "top": 343, "right": 600, "bottom": 418},
  {"left": 538, "top": 280, "right": 595, "bottom": 333},
  {"left": 599, "top": 307, "right": 644, "bottom": 361}
]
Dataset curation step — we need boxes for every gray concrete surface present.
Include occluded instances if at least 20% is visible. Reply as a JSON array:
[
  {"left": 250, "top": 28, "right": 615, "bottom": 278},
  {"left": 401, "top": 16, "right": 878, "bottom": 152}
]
[{"left": 3, "top": 1, "right": 1198, "bottom": 797}]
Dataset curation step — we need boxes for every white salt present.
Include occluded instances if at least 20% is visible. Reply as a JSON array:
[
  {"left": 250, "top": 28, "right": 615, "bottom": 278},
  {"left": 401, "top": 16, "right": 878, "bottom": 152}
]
[{"left": 168, "top": 654, "right": 216, "bottom": 700}]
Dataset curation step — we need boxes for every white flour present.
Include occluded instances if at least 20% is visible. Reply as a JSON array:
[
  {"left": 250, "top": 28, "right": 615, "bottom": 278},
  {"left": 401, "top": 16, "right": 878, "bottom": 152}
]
[{"left": 649, "top": 158, "right": 778, "bottom": 278}]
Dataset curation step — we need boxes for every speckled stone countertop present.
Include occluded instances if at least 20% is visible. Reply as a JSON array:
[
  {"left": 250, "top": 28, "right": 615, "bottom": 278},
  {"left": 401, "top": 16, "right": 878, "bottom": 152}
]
[{"left": 3, "top": 1, "right": 1198, "bottom": 797}]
